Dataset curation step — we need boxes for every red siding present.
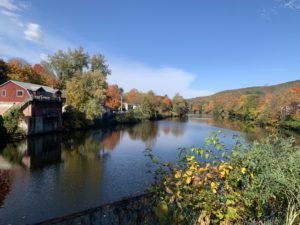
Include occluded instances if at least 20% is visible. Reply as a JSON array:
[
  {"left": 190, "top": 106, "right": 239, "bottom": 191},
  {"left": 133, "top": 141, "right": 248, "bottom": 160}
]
[{"left": 0, "top": 82, "right": 30, "bottom": 103}]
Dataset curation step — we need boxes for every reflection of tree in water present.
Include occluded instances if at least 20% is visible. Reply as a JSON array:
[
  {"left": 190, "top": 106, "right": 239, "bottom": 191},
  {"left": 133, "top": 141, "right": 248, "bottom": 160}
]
[
  {"left": 125, "top": 122, "right": 159, "bottom": 147},
  {"left": 62, "top": 129, "right": 115, "bottom": 159},
  {"left": 170, "top": 118, "right": 187, "bottom": 137},
  {"left": 0, "top": 144, "right": 22, "bottom": 165},
  {"left": 171, "top": 124, "right": 185, "bottom": 137},
  {"left": 162, "top": 126, "right": 170, "bottom": 135},
  {"left": 63, "top": 136, "right": 105, "bottom": 160},
  {"left": 0, "top": 170, "right": 12, "bottom": 208},
  {"left": 61, "top": 132, "right": 106, "bottom": 203},
  {"left": 191, "top": 116, "right": 300, "bottom": 143},
  {"left": 101, "top": 130, "right": 121, "bottom": 151},
  {"left": 0, "top": 135, "right": 62, "bottom": 169}
]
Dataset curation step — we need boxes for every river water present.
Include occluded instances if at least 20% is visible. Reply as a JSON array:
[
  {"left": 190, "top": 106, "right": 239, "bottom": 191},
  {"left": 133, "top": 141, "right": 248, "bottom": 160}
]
[{"left": 0, "top": 115, "right": 299, "bottom": 224}]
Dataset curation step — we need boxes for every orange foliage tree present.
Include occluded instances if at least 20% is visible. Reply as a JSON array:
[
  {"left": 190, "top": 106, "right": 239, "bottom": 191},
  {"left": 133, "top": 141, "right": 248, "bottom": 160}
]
[
  {"left": 127, "top": 88, "right": 142, "bottom": 105},
  {"left": 7, "top": 60, "right": 41, "bottom": 84},
  {"left": 106, "top": 84, "right": 121, "bottom": 111},
  {"left": 33, "top": 64, "right": 60, "bottom": 88},
  {"left": 162, "top": 95, "right": 172, "bottom": 111}
]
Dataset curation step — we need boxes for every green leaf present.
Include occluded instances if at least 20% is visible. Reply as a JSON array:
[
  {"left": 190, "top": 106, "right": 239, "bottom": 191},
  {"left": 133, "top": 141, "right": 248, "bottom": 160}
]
[{"left": 226, "top": 207, "right": 238, "bottom": 220}]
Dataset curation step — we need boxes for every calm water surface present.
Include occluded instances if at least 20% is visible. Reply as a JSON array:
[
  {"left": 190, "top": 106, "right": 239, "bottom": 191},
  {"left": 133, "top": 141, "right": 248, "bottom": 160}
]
[{"left": 0, "top": 115, "right": 299, "bottom": 224}]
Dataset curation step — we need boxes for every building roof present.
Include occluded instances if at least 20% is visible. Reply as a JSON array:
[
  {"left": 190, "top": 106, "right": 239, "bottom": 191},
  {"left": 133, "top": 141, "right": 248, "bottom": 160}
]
[{"left": 1, "top": 80, "right": 58, "bottom": 93}]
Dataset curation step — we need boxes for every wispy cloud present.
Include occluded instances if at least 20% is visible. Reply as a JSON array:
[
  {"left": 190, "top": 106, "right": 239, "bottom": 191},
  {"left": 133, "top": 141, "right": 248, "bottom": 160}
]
[
  {"left": 107, "top": 59, "right": 212, "bottom": 98},
  {"left": 283, "top": 0, "right": 300, "bottom": 10},
  {"left": 261, "top": 0, "right": 300, "bottom": 18},
  {"left": 24, "top": 23, "right": 42, "bottom": 42},
  {"left": 0, "top": 0, "right": 20, "bottom": 11}
]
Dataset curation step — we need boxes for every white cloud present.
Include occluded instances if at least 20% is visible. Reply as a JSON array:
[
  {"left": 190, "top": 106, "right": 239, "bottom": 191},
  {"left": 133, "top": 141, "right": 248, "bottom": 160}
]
[
  {"left": 284, "top": 0, "right": 300, "bottom": 10},
  {"left": 24, "top": 23, "right": 42, "bottom": 42},
  {"left": 0, "top": 0, "right": 20, "bottom": 11},
  {"left": 0, "top": 0, "right": 73, "bottom": 62},
  {"left": 107, "top": 59, "right": 212, "bottom": 98}
]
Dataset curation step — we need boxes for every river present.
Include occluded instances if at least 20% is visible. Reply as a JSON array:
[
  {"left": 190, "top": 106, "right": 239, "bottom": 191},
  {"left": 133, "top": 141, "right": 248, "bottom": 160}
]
[{"left": 0, "top": 115, "right": 299, "bottom": 225}]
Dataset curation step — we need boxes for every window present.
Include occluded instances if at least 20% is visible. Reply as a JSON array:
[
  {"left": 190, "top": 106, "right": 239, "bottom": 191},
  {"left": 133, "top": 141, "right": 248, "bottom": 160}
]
[
  {"left": 1, "top": 90, "right": 6, "bottom": 97},
  {"left": 16, "top": 90, "right": 24, "bottom": 97}
]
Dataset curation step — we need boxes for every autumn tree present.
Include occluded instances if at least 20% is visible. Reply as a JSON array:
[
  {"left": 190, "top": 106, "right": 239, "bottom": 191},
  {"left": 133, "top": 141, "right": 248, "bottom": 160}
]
[
  {"left": 106, "top": 84, "right": 121, "bottom": 111},
  {"left": 236, "top": 94, "right": 261, "bottom": 120},
  {"left": 33, "top": 64, "right": 60, "bottom": 88},
  {"left": 7, "top": 59, "right": 42, "bottom": 84},
  {"left": 127, "top": 88, "right": 142, "bottom": 105},
  {"left": 190, "top": 103, "right": 202, "bottom": 114},
  {"left": 257, "top": 93, "right": 277, "bottom": 124},
  {"left": 278, "top": 87, "right": 300, "bottom": 118},
  {"left": 0, "top": 59, "right": 8, "bottom": 84},
  {"left": 66, "top": 70, "right": 107, "bottom": 120},
  {"left": 172, "top": 93, "right": 188, "bottom": 116},
  {"left": 162, "top": 95, "right": 172, "bottom": 112}
]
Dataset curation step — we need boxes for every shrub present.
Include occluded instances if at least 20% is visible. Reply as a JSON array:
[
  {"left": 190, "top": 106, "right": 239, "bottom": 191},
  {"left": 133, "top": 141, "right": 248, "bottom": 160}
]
[
  {"left": 146, "top": 132, "right": 300, "bottom": 224},
  {"left": 3, "top": 108, "right": 25, "bottom": 138}
]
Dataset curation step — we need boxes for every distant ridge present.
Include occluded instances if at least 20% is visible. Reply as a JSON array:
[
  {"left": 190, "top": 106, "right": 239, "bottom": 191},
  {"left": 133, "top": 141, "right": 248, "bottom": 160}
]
[{"left": 189, "top": 79, "right": 300, "bottom": 102}]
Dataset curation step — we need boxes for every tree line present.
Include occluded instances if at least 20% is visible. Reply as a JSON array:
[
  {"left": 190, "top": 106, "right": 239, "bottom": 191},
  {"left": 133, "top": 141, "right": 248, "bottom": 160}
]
[
  {"left": 189, "top": 81, "right": 300, "bottom": 131},
  {"left": 0, "top": 47, "right": 188, "bottom": 133}
]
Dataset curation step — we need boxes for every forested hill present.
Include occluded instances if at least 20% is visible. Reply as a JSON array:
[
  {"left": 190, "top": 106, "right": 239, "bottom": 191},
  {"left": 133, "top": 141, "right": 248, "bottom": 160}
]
[
  {"left": 189, "top": 79, "right": 300, "bottom": 104},
  {"left": 188, "top": 80, "right": 300, "bottom": 130}
]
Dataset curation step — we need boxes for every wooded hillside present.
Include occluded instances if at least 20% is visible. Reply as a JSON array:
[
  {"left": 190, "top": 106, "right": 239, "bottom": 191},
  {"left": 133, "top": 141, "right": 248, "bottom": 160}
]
[{"left": 188, "top": 80, "right": 300, "bottom": 130}]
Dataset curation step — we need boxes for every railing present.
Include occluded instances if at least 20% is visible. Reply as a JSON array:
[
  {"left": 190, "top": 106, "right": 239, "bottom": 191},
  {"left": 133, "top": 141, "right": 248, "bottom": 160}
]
[
  {"left": 31, "top": 96, "right": 63, "bottom": 102},
  {"left": 33, "top": 194, "right": 158, "bottom": 225}
]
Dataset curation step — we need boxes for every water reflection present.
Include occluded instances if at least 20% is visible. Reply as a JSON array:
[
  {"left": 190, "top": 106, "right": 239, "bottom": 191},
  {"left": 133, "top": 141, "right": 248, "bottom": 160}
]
[
  {"left": 0, "top": 116, "right": 299, "bottom": 224},
  {"left": 102, "top": 130, "right": 121, "bottom": 151},
  {"left": 190, "top": 114, "right": 300, "bottom": 144},
  {"left": 0, "top": 135, "right": 62, "bottom": 169},
  {"left": 122, "top": 122, "right": 160, "bottom": 147},
  {"left": 0, "top": 170, "right": 12, "bottom": 208}
]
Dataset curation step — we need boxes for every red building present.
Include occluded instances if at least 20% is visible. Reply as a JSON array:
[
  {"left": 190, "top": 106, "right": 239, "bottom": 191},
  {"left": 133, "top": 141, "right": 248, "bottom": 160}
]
[{"left": 0, "top": 80, "right": 63, "bottom": 135}]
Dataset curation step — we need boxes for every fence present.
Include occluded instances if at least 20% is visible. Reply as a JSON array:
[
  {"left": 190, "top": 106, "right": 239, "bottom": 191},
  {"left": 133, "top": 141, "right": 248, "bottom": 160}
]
[{"left": 33, "top": 194, "right": 158, "bottom": 225}]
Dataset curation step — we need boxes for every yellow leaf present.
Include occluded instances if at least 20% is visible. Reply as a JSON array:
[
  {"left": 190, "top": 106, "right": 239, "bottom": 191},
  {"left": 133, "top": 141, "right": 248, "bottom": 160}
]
[
  {"left": 220, "top": 170, "right": 226, "bottom": 178},
  {"left": 186, "top": 155, "right": 195, "bottom": 161},
  {"left": 199, "top": 167, "right": 207, "bottom": 173},
  {"left": 241, "top": 167, "right": 247, "bottom": 174},
  {"left": 211, "top": 182, "right": 219, "bottom": 193},
  {"left": 186, "top": 177, "right": 192, "bottom": 184},
  {"left": 175, "top": 171, "right": 182, "bottom": 178},
  {"left": 186, "top": 170, "right": 193, "bottom": 176}
]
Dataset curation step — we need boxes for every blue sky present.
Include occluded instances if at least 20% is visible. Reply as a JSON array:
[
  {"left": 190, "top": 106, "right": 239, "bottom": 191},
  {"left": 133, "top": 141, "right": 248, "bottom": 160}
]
[{"left": 0, "top": 0, "right": 300, "bottom": 98}]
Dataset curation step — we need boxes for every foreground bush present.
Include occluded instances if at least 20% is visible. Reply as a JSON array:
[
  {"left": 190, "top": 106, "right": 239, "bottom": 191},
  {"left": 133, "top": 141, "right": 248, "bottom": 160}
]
[
  {"left": 3, "top": 108, "right": 25, "bottom": 138},
  {"left": 146, "top": 132, "right": 300, "bottom": 225}
]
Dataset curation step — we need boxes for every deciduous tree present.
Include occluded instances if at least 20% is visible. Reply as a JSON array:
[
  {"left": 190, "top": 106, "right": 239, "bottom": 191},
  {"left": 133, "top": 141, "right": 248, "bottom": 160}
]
[
  {"left": 106, "top": 84, "right": 121, "bottom": 111},
  {"left": 172, "top": 93, "right": 188, "bottom": 116},
  {"left": 66, "top": 70, "right": 107, "bottom": 120},
  {"left": 89, "top": 54, "right": 111, "bottom": 76}
]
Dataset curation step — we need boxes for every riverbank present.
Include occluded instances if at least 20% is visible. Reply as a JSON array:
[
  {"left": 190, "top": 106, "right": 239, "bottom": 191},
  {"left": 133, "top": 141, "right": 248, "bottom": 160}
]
[
  {"left": 62, "top": 109, "right": 179, "bottom": 131},
  {"left": 1, "top": 115, "right": 299, "bottom": 224},
  {"left": 193, "top": 112, "right": 300, "bottom": 133},
  {"left": 0, "top": 109, "right": 181, "bottom": 141}
]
